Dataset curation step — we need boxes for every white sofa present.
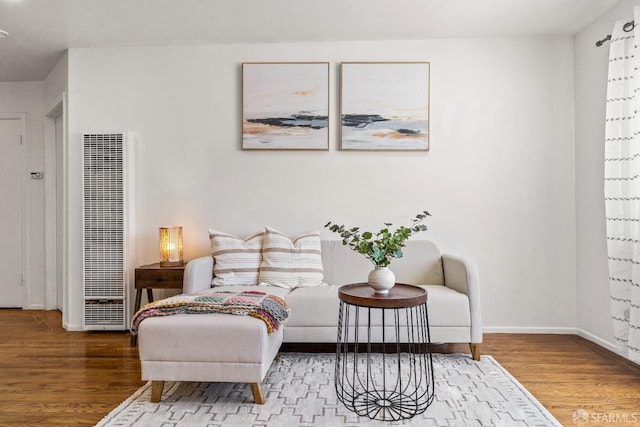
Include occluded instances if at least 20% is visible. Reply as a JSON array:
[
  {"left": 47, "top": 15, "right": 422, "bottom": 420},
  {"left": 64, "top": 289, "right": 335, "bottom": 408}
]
[
  {"left": 138, "top": 239, "right": 481, "bottom": 403},
  {"left": 183, "top": 239, "right": 482, "bottom": 359}
]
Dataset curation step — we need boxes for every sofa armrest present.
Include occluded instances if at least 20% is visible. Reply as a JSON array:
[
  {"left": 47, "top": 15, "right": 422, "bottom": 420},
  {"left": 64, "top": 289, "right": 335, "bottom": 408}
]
[
  {"left": 442, "top": 254, "right": 482, "bottom": 344},
  {"left": 183, "top": 256, "right": 214, "bottom": 294}
]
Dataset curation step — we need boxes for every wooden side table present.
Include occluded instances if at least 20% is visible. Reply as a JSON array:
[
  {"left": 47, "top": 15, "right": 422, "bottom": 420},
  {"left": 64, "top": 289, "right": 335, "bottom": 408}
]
[
  {"left": 130, "top": 262, "right": 186, "bottom": 346},
  {"left": 335, "top": 283, "right": 435, "bottom": 421}
]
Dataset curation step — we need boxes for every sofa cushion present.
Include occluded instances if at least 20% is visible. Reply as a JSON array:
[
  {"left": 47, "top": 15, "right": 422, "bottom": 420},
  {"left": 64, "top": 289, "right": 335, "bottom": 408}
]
[
  {"left": 209, "top": 229, "right": 264, "bottom": 286},
  {"left": 284, "top": 284, "right": 469, "bottom": 328},
  {"left": 422, "top": 285, "right": 470, "bottom": 327},
  {"left": 259, "top": 227, "right": 324, "bottom": 289},
  {"left": 284, "top": 284, "right": 341, "bottom": 328}
]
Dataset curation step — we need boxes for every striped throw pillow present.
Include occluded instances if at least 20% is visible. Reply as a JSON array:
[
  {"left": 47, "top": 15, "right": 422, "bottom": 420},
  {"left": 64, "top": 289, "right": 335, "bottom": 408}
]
[
  {"left": 259, "top": 226, "right": 325, "bottom": 289},
  {"left": 209, "top": 229, "right": 265, "bottom": 286}
]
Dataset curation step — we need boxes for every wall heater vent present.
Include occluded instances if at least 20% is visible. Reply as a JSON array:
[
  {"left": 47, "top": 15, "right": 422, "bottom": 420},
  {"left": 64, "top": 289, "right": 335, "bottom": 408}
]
[
  {"left": 82, "top": 132, "right": 135, "bottom": 330},
  {"left": 84, "top": 299, "right": 125, "bottom": 327}
]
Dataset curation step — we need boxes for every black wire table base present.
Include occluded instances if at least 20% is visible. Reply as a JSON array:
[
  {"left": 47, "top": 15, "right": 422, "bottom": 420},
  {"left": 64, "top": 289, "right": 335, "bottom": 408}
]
[
  {"left": 347, "top": 388, "right": 429, "bottom": 420},
  {"left": 335, "top": 299, "right": 435, "bottom": 421}
]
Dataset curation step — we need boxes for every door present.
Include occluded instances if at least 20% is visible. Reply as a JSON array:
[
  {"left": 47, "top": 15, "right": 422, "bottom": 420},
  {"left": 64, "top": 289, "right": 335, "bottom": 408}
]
[{"left": 0, "top": 118, "right": 23, "bottom": 307}]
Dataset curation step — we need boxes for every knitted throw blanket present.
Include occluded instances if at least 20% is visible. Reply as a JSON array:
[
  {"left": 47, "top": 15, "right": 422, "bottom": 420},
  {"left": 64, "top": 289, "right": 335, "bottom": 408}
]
[{"left": 130, "top": 289, "right": 289, "bottom": 335}]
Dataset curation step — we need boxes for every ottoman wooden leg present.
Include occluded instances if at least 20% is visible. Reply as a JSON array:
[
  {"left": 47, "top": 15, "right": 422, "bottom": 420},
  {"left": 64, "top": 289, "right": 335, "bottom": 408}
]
[
  {"left": 151, "top": 381, "right": 165, "bottom": 402},
  {"left": 250, "top": 383, "right": 265, "bottom": 404}
]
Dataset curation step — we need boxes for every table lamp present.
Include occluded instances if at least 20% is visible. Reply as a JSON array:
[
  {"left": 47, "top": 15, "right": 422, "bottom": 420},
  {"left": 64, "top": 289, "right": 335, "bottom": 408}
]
[{"left": 159, "top": 226, "right": 184, "bottom": 267}]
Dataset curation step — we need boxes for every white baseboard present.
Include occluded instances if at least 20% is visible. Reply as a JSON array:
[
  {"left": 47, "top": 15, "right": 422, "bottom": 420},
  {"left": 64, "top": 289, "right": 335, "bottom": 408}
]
[
  {"left": 23, "top": 304, "right": 45, "bottom": 310},
  {"left": 483, "top": 326, "right": 628, "bottom": 359},
  {"left": 483, "top": 326, "right": 577, "bottom": 334},
  {"left": 576, "top": 328, "right": 618, "bottom": 354},
  {"left": 63, "top": 322, "right": 84, "bottom": 331}
]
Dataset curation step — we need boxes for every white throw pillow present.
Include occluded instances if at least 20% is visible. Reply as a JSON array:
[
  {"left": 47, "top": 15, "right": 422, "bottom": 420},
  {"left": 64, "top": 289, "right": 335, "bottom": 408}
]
[
  {"left": 209, "top": 229, "right": 265, "bottom": 286},
  {"left": 259, "top": 226, "right": 325, "bottom": 289}
]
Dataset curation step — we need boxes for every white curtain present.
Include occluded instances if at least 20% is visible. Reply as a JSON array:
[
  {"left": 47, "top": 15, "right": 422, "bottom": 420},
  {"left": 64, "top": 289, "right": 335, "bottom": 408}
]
[{"left": 604, "top": 6, "right": 640, "bottom": 364}]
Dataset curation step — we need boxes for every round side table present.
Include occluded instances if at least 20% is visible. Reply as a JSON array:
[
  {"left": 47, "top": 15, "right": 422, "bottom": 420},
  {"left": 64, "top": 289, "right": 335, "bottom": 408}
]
[{"left": 335, "top": 283, "right": 435, "bottom": 421}]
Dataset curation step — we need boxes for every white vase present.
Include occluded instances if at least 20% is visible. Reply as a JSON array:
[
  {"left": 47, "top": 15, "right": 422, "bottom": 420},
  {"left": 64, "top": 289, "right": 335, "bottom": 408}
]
[{"left": 368, "top": 266, "right": 396, "bottom": 295}]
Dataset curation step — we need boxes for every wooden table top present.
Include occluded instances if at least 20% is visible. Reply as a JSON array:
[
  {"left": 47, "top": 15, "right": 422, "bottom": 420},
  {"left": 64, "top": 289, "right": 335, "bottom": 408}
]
[
  {"left": 136, "top": 262, "right": 186, "bottom": 271},
  {"left": 338, "top": 283, "right": 428, "bottom": 308}
]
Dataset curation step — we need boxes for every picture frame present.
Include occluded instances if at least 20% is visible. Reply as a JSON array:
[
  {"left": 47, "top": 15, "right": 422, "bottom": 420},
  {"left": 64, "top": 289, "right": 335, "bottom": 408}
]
[
  {"left": 242, "top": 62, "right": 330, "bottom": 150},
  {"left": 340, "top": 62, "right": 430, "bottom": 151}
]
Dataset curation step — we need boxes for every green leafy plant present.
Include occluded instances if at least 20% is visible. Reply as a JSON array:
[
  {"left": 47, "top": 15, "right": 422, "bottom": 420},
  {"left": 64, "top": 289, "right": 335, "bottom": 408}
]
[{"left": 325, "top": 211, "right": 431, "bottom": 267}]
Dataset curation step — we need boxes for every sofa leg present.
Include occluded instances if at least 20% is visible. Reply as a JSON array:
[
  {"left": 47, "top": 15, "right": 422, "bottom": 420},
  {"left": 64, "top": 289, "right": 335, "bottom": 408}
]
[
  {"left": 250, "top": 383, "right": 265, "bottom": 404},
  {"left": 470, "top": 343, "right": 481, "bottom": 361},
  {"left": 151, "top": 381, "right": 165, "bottom": 402}
]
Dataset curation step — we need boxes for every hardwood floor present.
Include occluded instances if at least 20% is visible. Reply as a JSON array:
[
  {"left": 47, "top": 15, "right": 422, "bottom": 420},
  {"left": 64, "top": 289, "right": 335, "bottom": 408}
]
[
  {"left": 0, "top": 310, "right": 142, "bottom": 427},
  {"left": 1, "top": 309, "right": 639, "bottom": 426}
]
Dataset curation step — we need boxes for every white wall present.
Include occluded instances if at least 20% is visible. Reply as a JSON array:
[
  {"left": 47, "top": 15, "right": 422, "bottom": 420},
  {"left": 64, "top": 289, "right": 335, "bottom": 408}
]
[
  {"left": 65, "top": 38, "right": 576, "bottom": 331},
  {"left": 0, "top": 81, "right": 45, "bottom": 309},
  {"left": 0, "top": 56, "right": 67, "bottom": 312},
  {"left": 44, "top": 52, "right": 68, "bottom": 110},
  {"left": 574, "top": 0, "right": 640, "bottom": 351}
]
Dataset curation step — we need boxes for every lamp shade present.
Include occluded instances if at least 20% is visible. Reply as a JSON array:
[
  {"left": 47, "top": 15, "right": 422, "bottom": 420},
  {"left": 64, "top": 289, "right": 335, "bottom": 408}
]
[{"left": 159, "top": 226, "right": 184, "bottom": 267}]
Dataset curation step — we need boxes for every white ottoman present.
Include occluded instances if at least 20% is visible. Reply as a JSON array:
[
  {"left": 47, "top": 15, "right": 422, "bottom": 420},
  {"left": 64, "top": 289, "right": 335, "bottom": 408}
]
[{"left": 138, "top": 312, "right": 283, "bottom": 403}]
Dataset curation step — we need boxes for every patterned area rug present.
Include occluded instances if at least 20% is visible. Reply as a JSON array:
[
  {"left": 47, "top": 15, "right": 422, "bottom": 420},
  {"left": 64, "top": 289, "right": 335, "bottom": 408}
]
[{"left": 97, "top": 353, "right": 560, "bottom": 426}]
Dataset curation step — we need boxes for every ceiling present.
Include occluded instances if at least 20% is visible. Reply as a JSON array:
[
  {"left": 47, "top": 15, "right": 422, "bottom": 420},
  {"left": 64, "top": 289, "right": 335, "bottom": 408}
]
[{"left": 0, "top": 0, "right": 621, "bottom": 82}]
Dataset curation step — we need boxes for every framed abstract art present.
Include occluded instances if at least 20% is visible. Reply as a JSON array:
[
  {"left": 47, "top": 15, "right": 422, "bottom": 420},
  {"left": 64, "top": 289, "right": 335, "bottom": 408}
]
[
  {"left": 242, "top": 62, "right": 329, "bottom": 150},
  {"left": 340, "top": 62, "right": 430, "bottom": 151}
]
